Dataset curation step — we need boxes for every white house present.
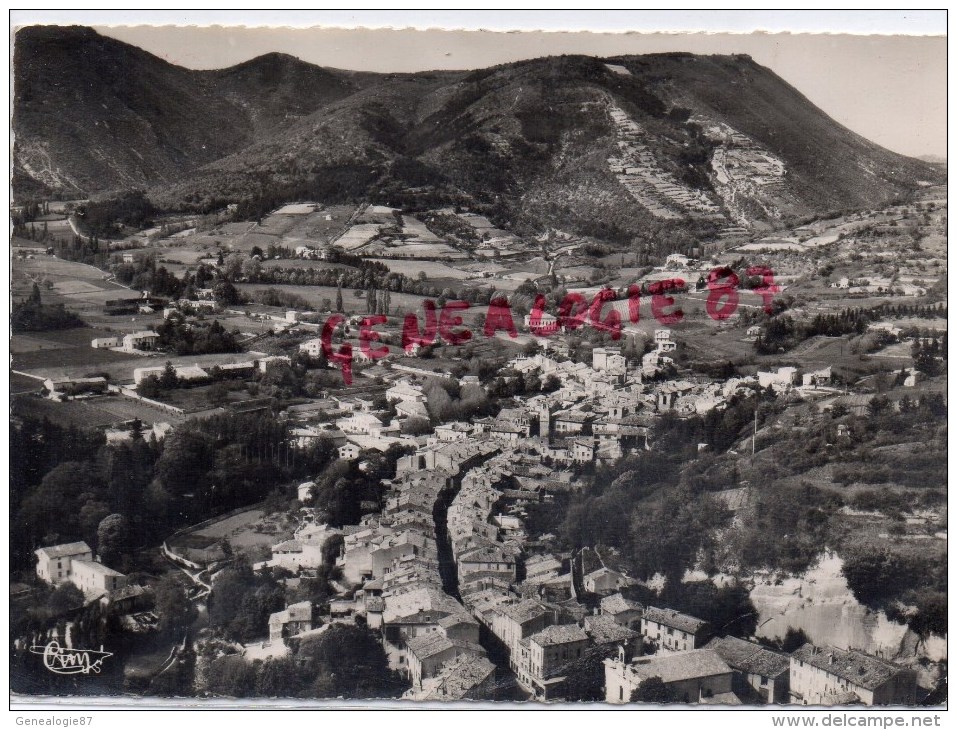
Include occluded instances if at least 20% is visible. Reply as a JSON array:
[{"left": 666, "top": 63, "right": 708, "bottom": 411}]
[
  {"left": 299, "top": 338, "right": 325, "bottom": 358},
  {"left": 71, "top": 560, "right": 126, "bottom": 599},
  {"left": 122, "top": 330, "right": 159, "bottom": 352},
  {"left": 91, "top": 337, "right": 121, "bottom": 349},
  {"left": 758, "top": 367, "right": 798, "bottom": 391},
  {"left": 339, "top": 443, "right": 361, "bottom": 460},
  {"left": 35, "top": 542, "right": 93, "bottom": 585}
]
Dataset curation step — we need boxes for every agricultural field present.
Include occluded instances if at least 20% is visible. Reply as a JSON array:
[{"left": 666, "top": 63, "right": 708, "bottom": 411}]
[
  {"left": 236, "top": 283, "right": 431, "bottom": 317},
  {"left": 11, "top": 393, "right": 187, "bottom": 428},
  {"left": 189, "top": 508, "right": 296, "bottom": 553},
  {"left": 370, "top": 259, "right": 474, "bottom": 280},
  {"left": 260, "top": 259, "right": 357, "bottom": 272},
  {"left": 11, "top": 327, "right": 140, "bottom": 371}
]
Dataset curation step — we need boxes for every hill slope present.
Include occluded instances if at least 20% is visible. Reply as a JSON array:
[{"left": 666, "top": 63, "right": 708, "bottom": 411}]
[
  {"left": 13, "top": 27, "right": 941, "bottom": 242},
  {"left": 12, "top": 26, "right": 357, "bottom": 197}
]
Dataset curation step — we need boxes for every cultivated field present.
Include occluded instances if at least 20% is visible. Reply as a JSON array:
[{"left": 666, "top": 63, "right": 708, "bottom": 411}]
[
  {"left": 190, "top": 508, "right": 295, "bottom": 551},
  {"left": 236, "top": 283, "right": 431, "bottom": 316},
  {"left": 11, "top": 393, "right": 188, "bottom": 428}
]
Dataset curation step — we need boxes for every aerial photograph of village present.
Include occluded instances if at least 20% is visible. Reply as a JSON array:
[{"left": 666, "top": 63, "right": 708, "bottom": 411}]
[{"left": 9, "top": 14, "right": 947, "bottom": 711}]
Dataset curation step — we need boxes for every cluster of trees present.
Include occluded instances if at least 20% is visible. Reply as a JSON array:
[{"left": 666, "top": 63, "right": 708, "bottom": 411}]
[
  {"left": 756, "top": 311, "right": 869, "bottom": 354},
  {"left": 422, "top": 377, "right": 494, "bottom": 424},
  {"left": 76, "top": 191, "right": 157, "bottom": 238},
  {"left": 11, "top": 199, "right": 51, "bottom": 226},
  {"left": 243, "top": 257, "right": 476, "bottom": 303},
  {"left": 11, "top": 410, "right": 341, "bottom": 577},
  {"left": 203, "top": 624, "right": 403, "bottom": 699},
  {"left": 868, "top": 302, "right": 947, "bottom": 320},
  {"left": 554, "top": 449, "right": 730, "bottom": 582},
  {"left": 735, "top": 481, "right": 843, "bottom": 574},
  {"left": 304, "top": 444, "right": 411, "bottom": 526},
  {"left": 156, "top": 315, "right": 242, "bottom": 356},
  {"left": 842, "top": 545, "right": 946, "bottom": 613},
  {"left": 112, "top": 256, "right": 186, "bottom": 299},
  {"left": 912, "top": 336, "right": 946, "bottom": 376},
  {"left": 207, "top": 564, "right": 286, "bottom": 642},
  {"left": 757, "top": 302, "right": 947, "bottom": 356},
  {"left": 12, "top": 284, "right": 84, "bottom": 332},
  {"left": 486, "top": 368, "right": 561, "bottom": 400},
  {"left": 11, "top": 417, "right": 160, "bottom": 572}
]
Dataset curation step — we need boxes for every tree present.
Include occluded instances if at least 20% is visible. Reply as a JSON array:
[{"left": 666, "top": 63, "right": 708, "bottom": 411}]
[
  {"left": 400, "top": 416, "right": 432, "bottom": 436},
  {"left": 207, "top": 564, "right": 284, "bottom": 642},
  {"left": 96, "top": 513, "right": 129, "bottom": 568},
  {"left": 48, "top": 583, "right": 85, "bottom": 615},
  {"left": 154, "top": 573, "right": 193, "bottom": 636},
  {"left": 631, "top": 676, "right": 677, "bottom": 703},
  {"left": 335, "top": 284, "right": 343, "bottom": 312},
  {"left": 320, "top": 534, "right": 344, "bottom": 568},
  {"left": 159, "top": 362, "right": 180, "bottom": 390},
  {"left": 206, "top": 382, "right": 231, "bottom": 406},
  {"left": 207, "top": 655, "right": 257, "bottom": 697},
  {"left": 255, "top": 656, "right": 304, "bottom": 697},
  {"left": 295, "top": 624, "right": 402, "bottom": 699}
]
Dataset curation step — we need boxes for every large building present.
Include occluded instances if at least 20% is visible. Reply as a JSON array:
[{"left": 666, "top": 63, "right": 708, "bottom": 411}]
[
  {"left": 35, "top": 542, "right": 93, "bottom": 585},
  {"left": 515, "top": 624, "right": 591, "bottom": 700},
  {"left": 604, "top": 648, "right": 734, "bottom": 704},
  {"left": 708, "top": 635, "right": 790, "bottom": 704},
  {"left": 35, "top": 541, "right": 126, "bottom": 599},
  {"left": 641, "top": 606, "right": 710, "bottom": 653},
  {"left": 789, "top": 644, "right": 918, "bottom": 706}
]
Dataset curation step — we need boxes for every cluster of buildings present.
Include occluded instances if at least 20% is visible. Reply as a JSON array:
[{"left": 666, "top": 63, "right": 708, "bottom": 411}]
[
  {"left": 34, "top": 541, "right": 127, "bottom": 600},
  {"left": 90, "top": 329, "right": 159, "bottom": 354}
]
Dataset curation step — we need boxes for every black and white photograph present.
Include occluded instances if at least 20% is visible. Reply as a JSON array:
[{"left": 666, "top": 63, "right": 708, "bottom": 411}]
[{"left": 8, "top": 10, "right": 947, "bottom": 713}]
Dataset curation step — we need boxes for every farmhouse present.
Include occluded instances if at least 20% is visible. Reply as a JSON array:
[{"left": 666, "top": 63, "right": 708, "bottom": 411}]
[
  {"left": 35, "top": 542, "right": 93, "bottom": 585},
  {"left": 122, "top": 330, "right": 159, "bottom": 352},
  {"left": 34, "top": 541, "right": 126, "bottom": 599},
  {"left": 71, "top": 559, "right": 127, "bottom": 599},
  {"left": 299, "top": 338, "right": 325, "bottom": 358},
  {"left": 757, "top": 367, "right": 798, "bottom": 391}
]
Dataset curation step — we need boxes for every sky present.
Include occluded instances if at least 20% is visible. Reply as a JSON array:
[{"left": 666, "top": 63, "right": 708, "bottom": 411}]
[{"left": 9, "top": 10, "right": 946, "bottom": 159}]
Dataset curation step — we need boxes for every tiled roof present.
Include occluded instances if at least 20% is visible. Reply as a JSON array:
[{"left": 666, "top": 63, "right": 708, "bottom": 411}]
[
  {"left": 629, "top": 648, "right": 732, "bottom": 684},
  {"left": 583, "top": 615, "right": 639, "bottom": 645},
  {"left": 420, "top": 654, "right": 496, "bottom": 701},
  {"left": 500, "top": 599, "right": 550, "bottom": 625},
  {"left": 791, "top": 644, "right": 909, "bottom": 691},
  {"left": 644, "top": 606, "right": 709, "bottom": 635},
  {"left": 528, "top": 623, "right": 589, "bottom": 647},
  {"left": 406, "top": 632, "right": 485, "bottom": 661},
  {"left": 600, "top": 593, "right": 643, "bottom": 615},
  {"left": 708, "top": 636, "right": 789, "bottom": 679},
  {"left": 36, "top": 541, "right": 91, "bottom": 559}
]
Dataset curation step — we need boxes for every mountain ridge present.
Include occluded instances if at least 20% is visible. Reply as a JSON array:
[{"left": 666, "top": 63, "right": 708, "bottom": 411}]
[{"left": 13, "top": 26, "right": 941, "bottom": 241}]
